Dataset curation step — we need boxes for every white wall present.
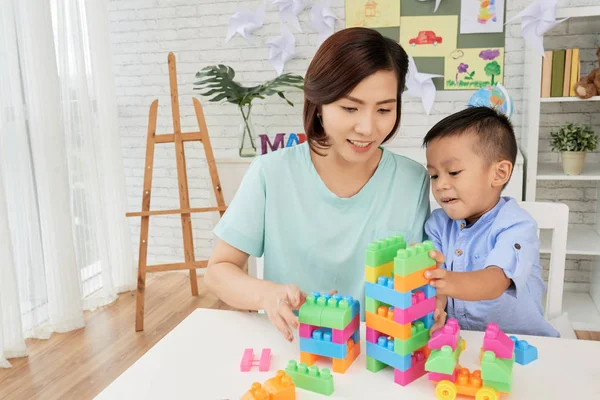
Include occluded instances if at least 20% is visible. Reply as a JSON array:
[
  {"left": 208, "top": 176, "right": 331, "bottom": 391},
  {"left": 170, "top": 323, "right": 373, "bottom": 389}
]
[{"left": 108, "top": 0, "right": 598, "bottom": 288}]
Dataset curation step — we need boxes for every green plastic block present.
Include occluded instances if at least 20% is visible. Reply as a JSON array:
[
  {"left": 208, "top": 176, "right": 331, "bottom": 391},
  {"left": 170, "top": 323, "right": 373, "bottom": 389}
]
[
  {"left": 285, "top": 360, "right": 334, "bottom": 396},
  {"left": 425, "top": 341, "right": 463, "bottom": 374},
  {"left": 481, "top": 351, "right": 514, "bottom": 385},
  {"left": 365, "top": 296, "right": 388, "bottom": 314},
  {"left": 365, "top": 234, "right": 406, "bottom": 267},
  {"left": 394, "top": 321, "right": 430, "bottom": 356},
  {"left": 394, "top": 241, "right": 436, "bottom": 277},
  {"left": 483, "top": 379, "right": 512, "bottom": 393},
  {"left": 320, "top": 296, "right": 355, "bottom": 330},
  {"left": 298, "top": 293, "right": 327, "bottom": 325},
  {"left": 366, "top": 356, "right": 387, "bottom": 373}
]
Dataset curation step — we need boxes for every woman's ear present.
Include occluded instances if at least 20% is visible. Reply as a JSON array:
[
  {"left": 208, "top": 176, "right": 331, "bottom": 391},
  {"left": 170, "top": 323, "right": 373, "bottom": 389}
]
[{"left": 492, "top": 160, "right": 513, "bottom": 188}]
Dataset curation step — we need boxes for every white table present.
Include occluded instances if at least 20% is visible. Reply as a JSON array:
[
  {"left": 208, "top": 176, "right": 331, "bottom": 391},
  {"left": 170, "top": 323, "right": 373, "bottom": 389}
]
[{"left": 96, "top": 309, "right": 600, "bottom": 399}]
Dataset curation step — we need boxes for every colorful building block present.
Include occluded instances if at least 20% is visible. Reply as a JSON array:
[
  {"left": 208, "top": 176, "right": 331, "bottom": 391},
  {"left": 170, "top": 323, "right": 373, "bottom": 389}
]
[
  {"left": 299, "top": 329, "right": 359, "bottom": 359},
  {"left": 394, "top": 241, "right": 435, "bottom": 276},
  {"left": 483, "top": 322, "right": 515, "bottom": 359},
  {"left": 393, "top": 291, "right": 436, "bottom": 324},
  {"left": 510, "top": 336, "right": 538, "bottom": 365},
  {"left": 332, "top": 338, "right": 360, "bottom": 373},
  {"left": 480, "top": 351, "right": 514, "bottom": 388},
  {"left": 365, "top": 278, "right": 412, "bottom": 308},
  {"left": 428, "top": 368, "right": 458, "bottom": 383},
  {"left": 433, "top": 368, "right": 502, "bottom": 399},
  {"left": 393, "top": 321, "right": 430, "bottom": 356},
  {"left": 394, "top": 265, "right": 436, "bottom": 292},
  {"left": 428, "top": 318, "right": 461, "bottom": 351},
  {"left": 366, "top": 337, "right": 412, "bottom": 371},
  {"left": 393, "top": 349, "right": 428, "bottom": 386},
  {"left": 365, "top": 234, "right": 406, "bottom": 267},
  {"left": 285, "top": 361, "right": 334, "bottom": 396},
  {"left": 425, "top": 344, "right": 463, "bottom": 375},
  {"left": 241, "top": 370, "right": 296, "bottom": 400},
  {"left": 366, "top": 305, "right": 410, "bottom": 339},
  {"left": 241, "top": 348, "right": 271, "bottom": 372}
]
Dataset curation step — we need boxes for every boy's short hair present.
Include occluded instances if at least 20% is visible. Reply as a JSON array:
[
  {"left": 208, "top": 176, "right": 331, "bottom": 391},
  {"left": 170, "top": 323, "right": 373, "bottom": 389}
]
[{"left": 422, "top": 106, "right": 517, "bottom": 168}]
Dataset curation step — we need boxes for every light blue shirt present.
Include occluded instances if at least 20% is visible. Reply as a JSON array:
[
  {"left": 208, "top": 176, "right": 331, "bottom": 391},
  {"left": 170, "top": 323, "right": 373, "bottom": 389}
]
[
  {"left": 425, "top": 196, "right": 559, "bottom": 337},
  {"left": 213, "top": 142, "right": 430, "bottom": 319}
]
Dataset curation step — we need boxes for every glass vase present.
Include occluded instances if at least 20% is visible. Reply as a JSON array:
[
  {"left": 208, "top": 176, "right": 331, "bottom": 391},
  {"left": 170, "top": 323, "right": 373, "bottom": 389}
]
[{"left": 238, "top": 104, "right": 257, "bottom": 157}]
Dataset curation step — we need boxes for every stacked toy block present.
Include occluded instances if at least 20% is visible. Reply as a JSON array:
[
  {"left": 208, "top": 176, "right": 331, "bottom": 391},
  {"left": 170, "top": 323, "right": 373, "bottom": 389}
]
[
  {"left": 364, "top": 235, "right": 437, "bottom": 386},
  {"left": 241, "top": 370, "right": 296, "bottom": 400},
  {"left": 425, "top": 318, "right": 465, "bottom": 383},
  {"left": 480, "top": 323, "right": 515, "bottom": 393},
  {"left": 298, "top": 292, "right": 360, "bottom": 373}
]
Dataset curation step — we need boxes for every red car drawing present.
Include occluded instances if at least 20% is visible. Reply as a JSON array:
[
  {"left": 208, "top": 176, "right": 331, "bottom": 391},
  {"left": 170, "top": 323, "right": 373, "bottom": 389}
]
[{"left": 409, "top": 31, "right": 443, "bottom": 46}]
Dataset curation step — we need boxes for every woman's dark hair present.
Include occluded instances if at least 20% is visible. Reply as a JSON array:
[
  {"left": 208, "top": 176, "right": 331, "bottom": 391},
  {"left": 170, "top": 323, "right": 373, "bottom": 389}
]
[{"left": 303, "top": 27, "right": 409, "bottom": 154}]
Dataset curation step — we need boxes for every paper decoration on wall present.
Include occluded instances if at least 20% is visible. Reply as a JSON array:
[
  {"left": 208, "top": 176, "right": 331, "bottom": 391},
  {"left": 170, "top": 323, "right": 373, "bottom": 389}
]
[
  {"left": 399, "top": 16, "right": 458, "bottom": 58},
  {"left": 417, "top": 0, "right": 443, "bottom": 13},
  {"left": 404, "top": 57, "right": 443, "bottom": 114},
  {"left": 345, "top": 0, "right": 400, "bottom": 28},
  {"left": 310, "top": 0, "right": 338, "bottom": 46},
  {"left": 266, "top": 24, "right": 296, "bottom": 75},
  {"left": 460, "top": 0, "right": 505, "bottom": 34},
  {"left": 260, "top": 133, "right": 306, "bottom": 154},
  {"left": 505, "top": 0, "right": 567, "bottom": 57},
  {"left": 345, "top": 0, "right": 505, "bottom": 92},
  {"left": 273, "top": 0, "right": 307, "bottom": 32},
  {"left": 444, "top": 48, "right": 504, "bottom": 89},
  {"left": 226, "top": 0, "right": 266, "bottom": 42}
]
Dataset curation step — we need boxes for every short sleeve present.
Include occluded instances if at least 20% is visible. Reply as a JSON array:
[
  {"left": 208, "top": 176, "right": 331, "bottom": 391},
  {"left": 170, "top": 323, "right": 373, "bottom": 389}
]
[
  {"left": 483, "top": 216, "right": 539, "bottom": 298},
  {"left": 411, "top": 174, "right": 431, "bottom": 243},
  {"left": 213, "top": 157, "right": 266, "bottom": 257}
]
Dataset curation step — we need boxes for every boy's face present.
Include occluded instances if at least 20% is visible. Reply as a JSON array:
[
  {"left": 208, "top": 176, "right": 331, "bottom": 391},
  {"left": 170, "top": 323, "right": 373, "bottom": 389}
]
[{"left": 426, "top": 131, "right": 510, "bottom": 223}]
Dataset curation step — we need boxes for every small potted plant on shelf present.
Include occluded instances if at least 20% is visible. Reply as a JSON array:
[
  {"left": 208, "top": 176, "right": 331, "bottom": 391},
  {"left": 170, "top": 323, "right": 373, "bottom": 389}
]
[{"left": 549, "top": 122, "right": 598, "bottom": 175}]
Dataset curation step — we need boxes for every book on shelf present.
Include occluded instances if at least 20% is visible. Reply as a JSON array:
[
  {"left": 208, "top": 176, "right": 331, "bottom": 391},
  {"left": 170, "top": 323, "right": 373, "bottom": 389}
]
[{"left": 540, "top": 48, "right": 581, "bottom": 98}]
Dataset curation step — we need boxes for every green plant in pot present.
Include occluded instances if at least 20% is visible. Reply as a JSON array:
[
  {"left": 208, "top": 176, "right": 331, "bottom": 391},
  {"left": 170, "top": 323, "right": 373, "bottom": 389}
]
[
  {"left": 549, "top": 122, "right": 598, "bottom": 175},
  {"left": 193, "top": 65, "right": 304, "bottom": 157}
]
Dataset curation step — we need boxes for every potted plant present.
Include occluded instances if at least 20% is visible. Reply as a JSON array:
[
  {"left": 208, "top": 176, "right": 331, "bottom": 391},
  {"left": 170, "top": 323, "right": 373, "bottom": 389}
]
[
  {"left": 549, "top": 122, "right": 598, "bottom": 175},
  {"left": 193, "top": 65, "right": 304, "bottom": 157}
]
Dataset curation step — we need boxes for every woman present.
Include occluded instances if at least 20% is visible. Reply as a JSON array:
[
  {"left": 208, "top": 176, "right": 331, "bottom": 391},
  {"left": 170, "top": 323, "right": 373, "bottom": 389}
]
[{"left": 205, "top": 27, "right": 430, "bottom": 341}]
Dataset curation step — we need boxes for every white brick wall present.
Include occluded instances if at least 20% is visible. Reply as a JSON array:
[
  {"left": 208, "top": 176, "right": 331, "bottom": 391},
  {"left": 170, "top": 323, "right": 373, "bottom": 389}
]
[{"left": 109, "top": 0, "right": 598, "bottom": 287}]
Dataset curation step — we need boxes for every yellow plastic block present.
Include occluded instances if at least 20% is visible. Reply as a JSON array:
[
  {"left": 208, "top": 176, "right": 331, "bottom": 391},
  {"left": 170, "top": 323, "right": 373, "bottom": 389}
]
[{"left": 365, "top": 261, "right": 393, "bottom": 283}]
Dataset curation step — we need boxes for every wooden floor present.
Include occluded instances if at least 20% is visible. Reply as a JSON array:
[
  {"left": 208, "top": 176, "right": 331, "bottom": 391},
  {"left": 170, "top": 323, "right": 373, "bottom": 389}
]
[
  {"left": 0, "top": 273, "right": 599, "bottom": 400},
  {"left": 0, "top": 272, "right": 242, "bottom": 400}
]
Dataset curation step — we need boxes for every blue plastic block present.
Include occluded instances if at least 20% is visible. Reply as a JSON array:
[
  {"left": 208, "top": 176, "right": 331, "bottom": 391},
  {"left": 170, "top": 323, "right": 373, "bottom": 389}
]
[
  {"left": 422, "top": 283, "right": 436, "bottom": 299},
  {"left": 299, "top": 328, "right": 360, "bottom": 359},
  {"left": 418, "top": 312, "right": 435, "bottom": 329},
  {"left": 365, "top": 279, "right": 412, "bottom": 309},
  {"left": 510, "top": 336, "right": 538, "bottom": 365},
  {"left": 366, "top": 340, "right": 412, "bottom": 371}
]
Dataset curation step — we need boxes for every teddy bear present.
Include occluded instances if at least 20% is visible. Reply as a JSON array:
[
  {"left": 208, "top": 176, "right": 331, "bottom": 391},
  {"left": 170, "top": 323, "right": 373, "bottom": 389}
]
[{"left": 574, "top": 47, "right": 600, "bottom": 99}]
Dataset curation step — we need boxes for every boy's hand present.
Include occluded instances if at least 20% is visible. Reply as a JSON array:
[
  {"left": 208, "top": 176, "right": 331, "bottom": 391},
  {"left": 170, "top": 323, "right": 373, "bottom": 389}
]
[
  {"left": 430, "top": 295, "right": 448, "bottom": 335},
  {"left": 428, "top": 249, "right": 446, "bottom": 268},
  {"left": 424, "top": 268, "right": 460, "bottom": 297}
]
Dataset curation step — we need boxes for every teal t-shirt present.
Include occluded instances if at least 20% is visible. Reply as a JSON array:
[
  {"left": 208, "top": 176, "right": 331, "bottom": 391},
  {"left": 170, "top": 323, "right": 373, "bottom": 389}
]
[{"left": 213, "top": 142, "right": 430, "bottom": 318}]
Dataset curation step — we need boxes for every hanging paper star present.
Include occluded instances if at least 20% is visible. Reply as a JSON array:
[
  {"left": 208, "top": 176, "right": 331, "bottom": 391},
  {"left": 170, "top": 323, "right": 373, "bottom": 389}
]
[
  {"left": 225, "top": 0, "right": 266, "bottom": 42},
  {"left": 273, "top": 0, "right": 307, "bottom": 32},
  {"left": 505, "top": 0, "right": 568, "bottom": 57},
  {"left": 266, "top": 24, "right": 296, "bottom": 76},
  {"left": 417, "top": 0, "right": 443, "bottom": 13},
  {"left": 310, "top": 0, "right": 338, "bottom": 46},
  {"left": 404, "top": 57, "right": 443, "bottom": 115}
]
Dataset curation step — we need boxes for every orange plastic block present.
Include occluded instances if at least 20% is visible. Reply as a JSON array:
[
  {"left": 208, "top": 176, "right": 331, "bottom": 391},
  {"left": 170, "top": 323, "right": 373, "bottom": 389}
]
[
  {"left": 394, "top": 265, "right": 435, "bottom": 293},
  {"left": 332, "top": 338, "right": 361, "bottom": 373},
  {"left": 366, "top": 306, "right": 410, "bottom": 339},
  {"left": 300, "top": 352, "right": 319, "bottom": 365},
  {"left": 241, "top": 370, "right": 296, "bottom": 400},
  {"left": 434, "top": 368, "right": 503, "bottom": 399}
]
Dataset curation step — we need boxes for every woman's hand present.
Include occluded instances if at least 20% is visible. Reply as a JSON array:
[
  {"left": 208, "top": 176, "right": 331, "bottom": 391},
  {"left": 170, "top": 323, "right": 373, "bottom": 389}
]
[{"left": 262, "top": 283, "right": 306, "bottom": 342}]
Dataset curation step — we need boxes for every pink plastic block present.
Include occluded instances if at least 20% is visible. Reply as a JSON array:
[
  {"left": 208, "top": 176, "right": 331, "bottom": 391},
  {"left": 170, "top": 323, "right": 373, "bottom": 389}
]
[
  {"left": 299, "top": 323, "right": 318, "bottom": 339},
  {"left": 428, "top": 318, "right": 460, "bottom": 351},
  {"left": 394, "top": 350, "right": 427, "bottom": 386},
  {"left": 393, "top": 296, "right": 436, "bottom": 325},
  {"left": 240, "top": 348, "right": 271, "bottom": 372},
  {"left": 483, "top": 322, "right": 514, "bottom": 359},
  {"left": 332, "top": 313, "right": 360, "bottom": 344},
  {"left": 428, "top": 368, "right": 458, "bottom": 382},
  {"left": 366, "top": 327, "right": 380, "bottom": 344}
]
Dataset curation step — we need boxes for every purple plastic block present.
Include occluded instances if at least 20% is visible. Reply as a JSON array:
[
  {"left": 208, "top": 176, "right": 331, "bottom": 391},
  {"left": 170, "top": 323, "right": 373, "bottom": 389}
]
[
  {"left": 299, "top": 323, "right": 318, "bottom": 339},
  {"left": 483, "top": 322, "right": 515, "bottom": 359},
  {"left": 428, "top": 368, "right": 458, "bottom": 382},
  {"left": 428, "top": 318, "right": 460, "bottom": 351},
  {"left": 393, "top": 295, "right": 436, "bottom": 325},
  {"left": 332, "top": 313, "right": 360, "bottom": 344}
]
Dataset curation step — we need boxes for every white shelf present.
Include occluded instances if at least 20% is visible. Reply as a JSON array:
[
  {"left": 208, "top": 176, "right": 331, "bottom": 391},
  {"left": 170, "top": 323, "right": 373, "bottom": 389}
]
[
  {"left": 556, "top": 6, "right": 600, "bottom": 19},
  {"left": 562, "top": 291, "right": 600, "bottom": 331},
  {"left": 537, "top": 162, "right": 600, "bottom": 181},
  {"left": 540, "top": 225, "right": 600, "bottom": 256},
  {"left": 540, "top": 96, "right": 600, "bottom": 103}
]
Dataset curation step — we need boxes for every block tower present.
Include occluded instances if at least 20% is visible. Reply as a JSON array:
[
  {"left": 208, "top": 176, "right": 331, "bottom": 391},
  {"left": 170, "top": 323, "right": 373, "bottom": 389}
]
[
  {"left": 297, "top": 292, "right": 361, "bottom": 373},
  {"left": 425, "top": 319, "right": 515, "bottom": 399},
  {"left": 364, "top": 235, "right": 437, "bottom": 386}
]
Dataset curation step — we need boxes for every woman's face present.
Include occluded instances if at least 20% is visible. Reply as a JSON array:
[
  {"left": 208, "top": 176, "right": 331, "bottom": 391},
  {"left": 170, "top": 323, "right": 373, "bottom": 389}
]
[{"left": 320, "top": 69, "right": 398, "bottom": 164}]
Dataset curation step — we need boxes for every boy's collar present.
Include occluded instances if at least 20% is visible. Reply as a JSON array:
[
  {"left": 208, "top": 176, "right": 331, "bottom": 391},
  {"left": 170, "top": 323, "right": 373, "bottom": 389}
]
[{"left": 455, "top": 197, "right": 506, "bottom": 230}]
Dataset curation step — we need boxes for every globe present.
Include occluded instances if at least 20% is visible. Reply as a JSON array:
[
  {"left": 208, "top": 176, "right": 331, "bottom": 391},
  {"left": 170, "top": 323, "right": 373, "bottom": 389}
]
[{"left": 467, "top": 83, "right": 513, "bottom": 119}]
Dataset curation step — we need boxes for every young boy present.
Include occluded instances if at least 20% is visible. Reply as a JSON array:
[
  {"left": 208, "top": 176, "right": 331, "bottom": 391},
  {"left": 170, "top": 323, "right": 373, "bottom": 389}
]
[{"left": 423, "top": 106, "right": 559, "bottom": 337}]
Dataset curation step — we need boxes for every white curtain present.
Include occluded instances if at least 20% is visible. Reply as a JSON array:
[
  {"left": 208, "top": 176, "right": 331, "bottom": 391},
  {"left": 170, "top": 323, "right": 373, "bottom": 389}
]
[{"left": 0, "top": 0, "right": 134, "bottom": 367}]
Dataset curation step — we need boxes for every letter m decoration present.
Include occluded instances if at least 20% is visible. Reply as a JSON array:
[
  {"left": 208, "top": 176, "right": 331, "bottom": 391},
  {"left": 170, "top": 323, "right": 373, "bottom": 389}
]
[{"left": 261, "top": 133, "right": 285, "bottom": 154}]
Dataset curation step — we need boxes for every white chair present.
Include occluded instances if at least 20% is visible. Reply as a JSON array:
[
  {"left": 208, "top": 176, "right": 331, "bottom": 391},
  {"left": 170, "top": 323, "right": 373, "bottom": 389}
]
[{"left": 518, "top": 201, "right": 568, "bottom": 321}]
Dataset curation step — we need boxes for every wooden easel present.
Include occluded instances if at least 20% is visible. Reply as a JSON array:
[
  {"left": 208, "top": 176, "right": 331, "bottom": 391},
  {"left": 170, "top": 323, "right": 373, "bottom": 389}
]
[{"left": 126, "top": 53, "right": 227, "bottom": 331}]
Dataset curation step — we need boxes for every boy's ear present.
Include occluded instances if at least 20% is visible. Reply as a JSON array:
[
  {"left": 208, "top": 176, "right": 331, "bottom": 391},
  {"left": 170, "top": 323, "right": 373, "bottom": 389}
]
[{"left": 492, "top": 160, "right": 513, "bottom": 188}]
